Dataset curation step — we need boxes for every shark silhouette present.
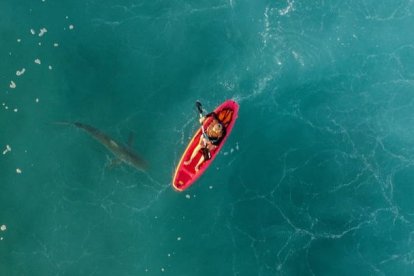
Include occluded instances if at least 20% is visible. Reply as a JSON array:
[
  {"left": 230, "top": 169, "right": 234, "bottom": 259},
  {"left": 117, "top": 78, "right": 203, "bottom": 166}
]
[{"left": 57, "top": 122, "right": 147, "bottom": 171}]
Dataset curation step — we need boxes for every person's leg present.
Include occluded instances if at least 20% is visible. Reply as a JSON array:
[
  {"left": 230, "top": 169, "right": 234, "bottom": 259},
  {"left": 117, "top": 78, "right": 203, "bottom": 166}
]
[
  {"left": 184, "top": 142, "right": 202, "bottom": 165},
  {"left": 194, "top": 155, "right": 205, "bottom": 172}
]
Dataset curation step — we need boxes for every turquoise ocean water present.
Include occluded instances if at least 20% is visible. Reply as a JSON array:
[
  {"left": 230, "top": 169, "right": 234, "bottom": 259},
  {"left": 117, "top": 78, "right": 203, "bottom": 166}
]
[{"left": 2, "top": 0, "right": 414, "bottom": 275}]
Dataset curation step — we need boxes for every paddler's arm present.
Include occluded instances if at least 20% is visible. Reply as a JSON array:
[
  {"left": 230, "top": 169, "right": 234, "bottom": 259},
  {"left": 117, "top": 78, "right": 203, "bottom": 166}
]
[{"left": 199, "top": 112, "right": 217, "bottom": 124}]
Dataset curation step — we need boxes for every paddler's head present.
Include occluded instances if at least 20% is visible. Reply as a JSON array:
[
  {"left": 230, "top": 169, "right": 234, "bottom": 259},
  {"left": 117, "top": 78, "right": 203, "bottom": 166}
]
[
  {"left": 208, "top": 121, "right": 223, "bottom": 137},
  {"left": 213, "top": 123, "right": 222, "bottom": 133}
]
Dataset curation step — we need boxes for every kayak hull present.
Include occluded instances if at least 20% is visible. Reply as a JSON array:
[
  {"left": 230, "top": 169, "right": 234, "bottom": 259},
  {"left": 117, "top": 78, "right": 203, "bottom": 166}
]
[{"left": 172, "top": 100, "right": 239, "bottom": 191}]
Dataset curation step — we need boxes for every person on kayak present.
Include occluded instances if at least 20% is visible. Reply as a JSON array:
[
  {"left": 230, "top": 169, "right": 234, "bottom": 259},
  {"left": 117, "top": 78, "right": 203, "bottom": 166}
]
[{"left": 184, "top": 112, "right": 226, "bottom": 172}]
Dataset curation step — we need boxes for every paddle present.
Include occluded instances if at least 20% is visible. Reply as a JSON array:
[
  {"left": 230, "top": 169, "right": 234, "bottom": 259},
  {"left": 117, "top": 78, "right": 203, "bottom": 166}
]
[
  {"left": 196, "top": 101, "right": 208, "bottom": 138},
  {"left": 195, "top": 100, "right": 203, "bottom": 115},
  {"left": 195, "top": 101, "right": 211, "bottom": 159}
]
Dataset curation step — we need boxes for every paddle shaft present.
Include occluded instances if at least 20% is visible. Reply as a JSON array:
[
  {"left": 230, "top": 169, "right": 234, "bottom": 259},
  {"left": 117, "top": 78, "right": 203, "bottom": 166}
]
[
  {"left": 196, "top": 101, "right": 208, "bottom": 140},
  {"left": 196, "top": 101, "right": 211, "bottom": 159}
]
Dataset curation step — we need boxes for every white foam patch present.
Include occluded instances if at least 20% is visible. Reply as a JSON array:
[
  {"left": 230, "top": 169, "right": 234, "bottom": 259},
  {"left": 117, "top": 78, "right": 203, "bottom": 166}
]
[
  {"left": 16, "top": 68, "right": 26, "bottom": 76},
  {"left": 30, "top": 29, "right": 36, "bottom": 35},
  {"left": 17, "top": 38, "right": 21, "bottom": 43},
  {"left": 69, "top": 24, "right": 74, "bottom": 30},
  {"left": 38, "top": 28, "right": 47, "bottom": 37},
  {"left": 53, "top": 43, "right": 59, "bottom": 47},
  {"left": 34, "top": 59, "right": 41, "bottom": 65},
  {"left": 48, "top": 65, "right": 53, "bottom": 70},
  {"left": 177, "top": 236, "right": 182, "bottom": 241},
  {"left": 292, "top": 50, "right": 304, "bottom": 66},
  {"left": 35, "top": 98, "right": 40, "bottom": 103},
  {"left": 9, "top": 81, "right": 16, "bottom": 89},
  {"left": 16, "top": 168, "right": 22, "bottom": 174},
  {"left": 279, "top": 0, "right": 295, "bottom": 16},
  {"left": 2, "top": 145, "right": 11, "bottom": 155},
  {"left": 0, "top": 225, "right": 6, "bottom": 231}
]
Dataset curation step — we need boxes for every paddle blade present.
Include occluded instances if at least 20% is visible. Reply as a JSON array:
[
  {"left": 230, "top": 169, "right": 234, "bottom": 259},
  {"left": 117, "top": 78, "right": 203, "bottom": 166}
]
[{"left": 195, "top": 101, "right": 203, "bottom": 114}]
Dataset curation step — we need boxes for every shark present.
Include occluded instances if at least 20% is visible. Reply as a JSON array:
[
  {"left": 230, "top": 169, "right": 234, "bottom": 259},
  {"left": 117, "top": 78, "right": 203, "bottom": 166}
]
[{"left": 57, "top": 122, "right": 147, "bottom": 171}]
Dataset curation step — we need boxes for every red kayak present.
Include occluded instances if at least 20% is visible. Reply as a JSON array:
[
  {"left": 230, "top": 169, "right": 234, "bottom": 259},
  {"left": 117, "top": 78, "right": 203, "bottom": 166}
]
[{"left": 172, "top": 100, "right": 239, "bottom": 191}]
